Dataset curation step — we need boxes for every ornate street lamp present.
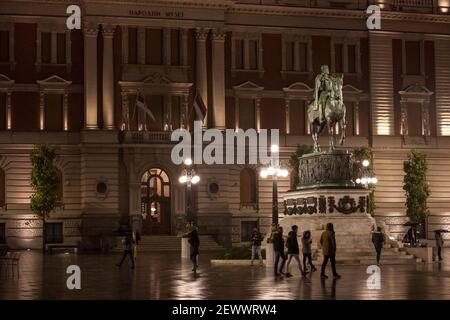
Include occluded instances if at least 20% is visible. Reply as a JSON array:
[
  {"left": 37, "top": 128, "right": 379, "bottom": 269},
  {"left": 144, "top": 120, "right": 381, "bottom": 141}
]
[
  {"left": 179, "top": 158, "right": 200, "bottom": 224},
  {"left": 260, "top": 144, "right": 289, "bottom": 225},
  {"left": 355, "top": 159, "right": 378, "bottom": 187}
]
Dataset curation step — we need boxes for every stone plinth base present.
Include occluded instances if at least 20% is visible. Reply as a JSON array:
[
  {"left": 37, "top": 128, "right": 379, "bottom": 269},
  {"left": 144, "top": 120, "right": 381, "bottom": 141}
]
[{"left": 282, "top": 188, "right": 375, "bottom": 250}]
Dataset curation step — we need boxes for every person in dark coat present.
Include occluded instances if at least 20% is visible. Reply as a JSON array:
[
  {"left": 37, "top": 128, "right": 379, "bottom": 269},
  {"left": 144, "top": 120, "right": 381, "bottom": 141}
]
[
  {"left": 272, "top": 226, "right": 286, "bottom": 276},
  {"left": 285, "top": 225, "right": 307, "bottom": 277},
  {"left": 116, "top": 233, "right": 135, "bottom": 269},
  {"left": 372, "top": 226, "right": 385, "bottom": 265},
  {"left": 250, "top": 227, "right": 263, "bottom": 265},
  {"left": 302, "top": 230, "right": 317, "bottom": 272},
  {"left": 435, "top": 231, "right": 444, "bottom": 261},
  {"left": 188, "top": 226, "right": 200, "bottom": 272},
  {"left": 320, "top": 223, "right": 341, "bottom": 279}
]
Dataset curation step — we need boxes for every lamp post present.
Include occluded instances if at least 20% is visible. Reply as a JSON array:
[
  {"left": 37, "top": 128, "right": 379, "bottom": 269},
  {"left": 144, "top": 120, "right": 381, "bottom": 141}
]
[
  {"left": 355, "top": 159, "right": 378, "bottom": 188},
  {"left": 260, "top": 144, "right": 289, "bottom": 226},
  {"left": 179, "top": 158, "right": 200, "bottom": 224}
]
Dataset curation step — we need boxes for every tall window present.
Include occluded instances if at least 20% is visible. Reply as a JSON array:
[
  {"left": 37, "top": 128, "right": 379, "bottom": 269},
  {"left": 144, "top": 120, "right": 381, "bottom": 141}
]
[
  {"left": 36, "top": 27, "right": 70, "bottom": 70},
  {"left": 332, "top": 39, "right": 360, "bottom": 74},
  {"left": 232, "top": 33, "right": 263, "bottom": 73},
  {"left": 0, "top": 223, "right": 5, "bottom": 244},
  {"left": 145, "top": 28, "right": 163, "bottom": 65},
  {"left": 240, "top": 168, "right": 257, "bottom": 208},
  {"left": 405, "top": 41, "right": 422, "bottom": 75},
  {"left": 44, "top": 223, "right": 63, "bottom": 244},
  {"left": 0, "top": 30, "right": 9, "bottom": 63},
  {"left": 238, "top": 99, "right": 256, "bottom": 131},
  {"left": 56, "top": 169, "right": 63, "bottom": 204},
  {"left": 45, "top": 94, "right": 63, "bottom": 131},
  {"left": 0, "top": 168, "right": 5, "bottom": 206},
  {"left": 283, "top": 36, "right": 310, "bottom": 73}
]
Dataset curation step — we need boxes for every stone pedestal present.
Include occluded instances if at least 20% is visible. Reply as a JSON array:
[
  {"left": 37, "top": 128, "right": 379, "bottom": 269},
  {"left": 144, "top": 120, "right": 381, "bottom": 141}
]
[
  {"left": 282, "top": 150, "right": 375, "bottom": 250},
  {"left": 181, "top": 237, "right": 190, "bottom": 259}
]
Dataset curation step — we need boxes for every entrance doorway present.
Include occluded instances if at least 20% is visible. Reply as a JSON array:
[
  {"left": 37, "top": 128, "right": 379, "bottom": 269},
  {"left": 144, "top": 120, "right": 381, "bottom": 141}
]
[{"left": 140, "top": 168, "right": 171, "bottom": 235}]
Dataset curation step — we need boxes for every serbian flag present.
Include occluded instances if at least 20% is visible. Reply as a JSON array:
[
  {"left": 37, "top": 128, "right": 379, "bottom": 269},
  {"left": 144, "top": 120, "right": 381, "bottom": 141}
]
[
  {"left": 189, "top": 91, "right": 207, "bottom": 122},
  {"left": 135, "top": 91, "right": 156, "bottom": 122}
]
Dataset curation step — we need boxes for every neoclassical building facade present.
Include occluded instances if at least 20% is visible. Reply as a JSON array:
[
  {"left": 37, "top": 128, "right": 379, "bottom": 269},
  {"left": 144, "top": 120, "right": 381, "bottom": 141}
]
[{"left": 0, "top": 0, "right": 450, "bottom": 248}]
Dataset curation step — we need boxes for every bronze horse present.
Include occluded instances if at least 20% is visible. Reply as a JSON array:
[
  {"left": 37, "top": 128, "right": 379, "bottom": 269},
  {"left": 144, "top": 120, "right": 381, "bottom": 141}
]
[{"left": 307, "top": 74, "right": 346, "bottom": 153}]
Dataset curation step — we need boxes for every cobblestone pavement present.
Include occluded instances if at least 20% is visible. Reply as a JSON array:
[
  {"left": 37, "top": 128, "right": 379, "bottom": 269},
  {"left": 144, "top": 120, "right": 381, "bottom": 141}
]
[{"left": 1, "top": 250, "right": 450, "bottom": 299}]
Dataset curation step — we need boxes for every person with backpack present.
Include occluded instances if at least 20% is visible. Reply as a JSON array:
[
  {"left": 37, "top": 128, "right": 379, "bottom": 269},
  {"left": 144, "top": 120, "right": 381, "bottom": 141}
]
[
  {"left": 250, "top": 227, "right": 263, "bottom": 266},
  {"left": 188, "top": 225, "right": 200, "bottom": 272},
  {"left": 285, "top": 225, "right": 308, "bottom": 278},
  {"left": 116, "top": 233, "right": 135, "bottom": 269}
]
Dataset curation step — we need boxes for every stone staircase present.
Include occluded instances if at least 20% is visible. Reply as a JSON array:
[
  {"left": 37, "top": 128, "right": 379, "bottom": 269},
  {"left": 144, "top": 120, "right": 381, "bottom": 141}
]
[
  {"left": 314, "top": 245, "right": 422, "bottom": 265},
  {"left": 131, "top": 235, "right": 224, "bottom": 252}
]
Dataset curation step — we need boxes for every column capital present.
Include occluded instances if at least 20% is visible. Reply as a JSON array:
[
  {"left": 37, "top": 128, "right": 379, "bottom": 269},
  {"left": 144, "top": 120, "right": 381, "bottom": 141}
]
[
  {"left": 211, "top": 29, "right": 226, "bottom": 42},
  {"left": 101, "top": 24, "right": 116, "bottom": 38},
  {"left": 83, "top": 23, "right": 99, "bottom": 37},
  {"left": 195, "top": 28, "right": 209, "bottom": 41}
]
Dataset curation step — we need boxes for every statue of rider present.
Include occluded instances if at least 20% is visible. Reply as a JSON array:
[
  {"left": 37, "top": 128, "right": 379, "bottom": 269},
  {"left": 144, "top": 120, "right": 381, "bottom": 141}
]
[{"left": 313, "top": 65, "right": 333, "bottom": 123}]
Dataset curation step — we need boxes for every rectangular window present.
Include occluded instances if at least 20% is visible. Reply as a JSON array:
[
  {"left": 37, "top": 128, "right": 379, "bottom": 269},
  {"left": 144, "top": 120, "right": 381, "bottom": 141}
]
[
  {"left": 405, "top": 41, "right": 421, "bottom": 75},
  {"left": 239, "top": 99, "right": 256, "bottom": 130},
  {"left": 334, "top": 43, "right": 343, "bottom": 73},
  {"left": 45, "top": 223, "right": 63, "bottom": 244},
  {"left": 145, "top": 29, "right": 163, "bottom": 65},
  {"left": 128, "top": 27, "right": 138, "bottom": 64},
  {"left": 241, "top": 221, "right": 258, "bottom": 242},
  {"left": 235, "top": 39, "right": 244, "bottom": 69},
  {"left": 171, "top": 96, "right": 181, "bottom": 129},
  {"left": 146, "top": 95, "right": 164, "bottom": 131},
  {"left": 45, "top": 94, "right": 63, "bottom": 131},
  {"left": 347, "top": 45, "right": 356, "bottom": 73},
  {"left": 298, "top": 42, "right": 307, "bottom": 72},
  {"left": 289, "top": 100, "right": 306, "bottom": 135},
  {"left": 285, "top": 41, "right": 294, "bottom": 71},
  {"left": 57, "top": 33, "right": 66, "bottom": 64},
  {"left": 0, "top": 30, "right": 9, "bottom": 62},
  {"left": 171, "top": 29, "right": 180, "bottom": 65},
  {"left": 41, "top": 32, "right": 51, "bottom": 63},
  {"left": 248, "top": 40, "right": 258, "bottom": 70},
  {"left": 0, "top": 93, "right": 6, "bottom": 131},
  {"left": 0, "top": 223, "right": 5, "bottom": 244}
]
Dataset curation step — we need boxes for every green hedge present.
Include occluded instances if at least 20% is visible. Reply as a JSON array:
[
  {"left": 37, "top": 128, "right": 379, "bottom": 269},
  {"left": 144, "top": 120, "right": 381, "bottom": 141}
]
[{"left": 215, "top": 245, "right": 266, "bottom": 260}]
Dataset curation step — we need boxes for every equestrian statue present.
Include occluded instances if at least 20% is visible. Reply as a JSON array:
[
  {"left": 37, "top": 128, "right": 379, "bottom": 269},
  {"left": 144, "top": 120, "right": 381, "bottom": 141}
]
[{"left": 307, "top": 65, "right": 346, "bottom": 153}]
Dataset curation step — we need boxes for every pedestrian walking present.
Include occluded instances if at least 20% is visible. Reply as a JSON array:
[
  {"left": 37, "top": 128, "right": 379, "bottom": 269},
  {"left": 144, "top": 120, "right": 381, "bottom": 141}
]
[
  {"left": 435, "top": 231, "right": 444, "bottom": 261},
  {"left": 372, "top": 226, "right": 385, "bottom": 265},
  {"left": 116, "top": 233, "right": 135, "bottom": 269},
  {"left": 250, "top": 227, "right": 263, "bottom": 266},
  {"left": 320, "top": 223, "right": 341, "bottom": 279},
  {"left": 188, "top": 225, "right": 200, "bottom": 272},
  {"left": 133, "top": 231, "right": 141, "bottom": 260},
  {"left": 302, "top": 230, "right": 317, "bottom": 272},
  {"left": 273, "top": 226, "right": 286, "bottom": 277},
  {"left": 285, "top": 225, "right": 308, "bottom": 278}
]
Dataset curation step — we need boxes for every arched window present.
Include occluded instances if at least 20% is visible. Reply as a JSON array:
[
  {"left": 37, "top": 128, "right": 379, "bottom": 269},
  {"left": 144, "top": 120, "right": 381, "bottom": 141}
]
[
  {"left": 240, "top": 168, "right": 257, "bottom": 209},
  {"left": 0, "top": 168, "right": 5, "bottom": 206}
]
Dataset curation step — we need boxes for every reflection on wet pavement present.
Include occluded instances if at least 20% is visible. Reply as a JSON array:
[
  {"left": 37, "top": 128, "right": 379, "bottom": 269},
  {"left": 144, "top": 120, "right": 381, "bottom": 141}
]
[{"left": 2, "top": 250, "right": 450, "bottom": 299}]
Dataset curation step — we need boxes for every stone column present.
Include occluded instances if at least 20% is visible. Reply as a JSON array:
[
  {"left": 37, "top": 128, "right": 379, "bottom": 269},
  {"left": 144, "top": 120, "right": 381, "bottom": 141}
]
[
  {"left": 63, "top": 93, "right": 69, "bottom": 131},
  {"left": 102, "top": 25, "right": 115, "bottom": 130},
  {"left": 6, "top": 92, "right": 11, "bottom": 130},
  {"left": 211, "top": 29, "right": 226, "bottom": 130},
  {"left": 121, "top": 91, "right": 129, "bottom": 130},
  {"left": 84, "top": 25, "right": 99, "bottom": 129},
  {"left": 422, "top": 100, "right": 431, "bottom": 136},
  {"left": 400, "top": 100, "right": 408, "bottom": 136},
  {"left": 285, "top": 99, "right": 290, "bottom": 134},
  {"left": 256, "top": 98, "right": 261, "bottom": 133},
  {"left": 195, "top": 28, "right": 209, "bottom": 128},
  {"left": 354, "top": 100, "right": 360, "bottom": 136},
  {"left": 39, "top": 91, "right": 44, "bottom": 131}
]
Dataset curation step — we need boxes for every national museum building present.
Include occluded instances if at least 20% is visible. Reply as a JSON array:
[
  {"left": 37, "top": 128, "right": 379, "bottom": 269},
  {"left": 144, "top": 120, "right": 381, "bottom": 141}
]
[{"left": 0, "top": 0, "right": 450, "bottom": 249}]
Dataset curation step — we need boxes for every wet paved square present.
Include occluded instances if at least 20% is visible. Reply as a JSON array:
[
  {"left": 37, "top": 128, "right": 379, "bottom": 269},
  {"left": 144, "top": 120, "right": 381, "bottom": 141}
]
[{"left": 1, "top": 250, "right": 450, "bottom": 299}]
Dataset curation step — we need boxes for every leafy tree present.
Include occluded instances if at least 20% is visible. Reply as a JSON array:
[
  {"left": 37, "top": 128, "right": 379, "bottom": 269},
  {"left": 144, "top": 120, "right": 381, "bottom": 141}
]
[
  {"left": 353, "top": 146, "right": 376, "bottom": 215},
  {"left": 403, "top": 150, "right": 430, "bottom": 225},
  {"left": 288, "top": 145, "right": 313, "bottom": 189},
  {"left": 30, "top": 145, "right": 59, "bottom": 251}
]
